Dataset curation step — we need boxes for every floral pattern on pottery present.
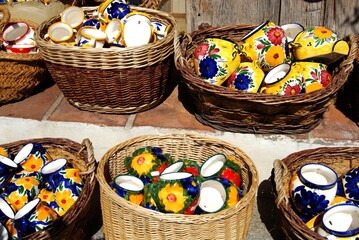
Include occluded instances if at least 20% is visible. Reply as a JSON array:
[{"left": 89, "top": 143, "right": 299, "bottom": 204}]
[
  {"left": 161, "top": 159, "right": 201, "bottom": 181},
  {"left": 227, "top": 61, "right": 265, "bottom": 92},
  {"left": 198, "top": 179, "right": 227, "bottom": 213},
  {"left": 142, "top": 183, "right": 158, "bottom": 211},
  {"left": 11, "top": 170, "right": 43, "bottom": 183},
  {"left": 54, "top": 181, "right": 81, "bottom": 216},
  {"left": 0, "top": 155, "right": 18, "bottom": 188},
  {"left": 211, "top": 176, "right": 243, "bottom": 208},
  {"left": 112, "top": 174, "right": 144, "bottom": 205},
  {"left": 14, "top": 143, "right": 52, "bottom": 172},
  {"left": 38, "top": 188, "right": 62, "bottom": 215},
  {"left": 100, "top": 0, "right": 131, "bottom": 23},
  {"left": 290, "top": 163, "right": 338, "bottom": 221},
  {"left": 124, "top": 146, "right": 173, "bottom": 180},
  {"left": 193, "top": 38, "right": 241, "bottom": 86},
  {"left": 0, "top": 147, "right": 12, "bottom": 159},
  {"left": 150, "top": 172, "right": 200, "bottom": 214},
  {"left": 341, "top": 167, "right": 359, "bottom": 202}
]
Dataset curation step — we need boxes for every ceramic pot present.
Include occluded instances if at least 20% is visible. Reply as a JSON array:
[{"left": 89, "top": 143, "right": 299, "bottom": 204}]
[
  {"left": 77, "top": 26, "right": 107, "bottom": 48},
  {"left": 227, "top": 61, "right": 265, "bottom": 92},
  {"left": 1, "top": 22, "right": 35, "bottom": 46},
  {"left": 151, "top": 21, "right": 171, "bottom": 40},
  {"left": 280, "top": 23, "right": 304, "bottom": 43},
  {"left": 338, "top": 167, "right": 359, "bottom": 203},
  {"left": 112, "top": 174, "right": 144, "bottom": 205},
  {"left": 0, "top": 155, "right": 18, "bottom": 188},
  {"left": 38, "top": 188, "right": 62, "bottom": 216},
  {"left": 142, "top": 183, "right": 158, "bottom": 211},
  {"left": 161, "top": 159, "right": 201, "bottom": 177},
  {"left": 0, "top": 147, "right": 12, "bottom": 159},
  {"left": 122, "top": 12, "right": 154, "bottom": 47},
  {"left": 14, "top": 143, "right": 52, "bottom": 173},
  {"left": 150, "top": 172, "right": 200, "bottom": 214},
  {"left": 0, "top": 197, "right": 15, "bottom": 223},
  {"left": 290, "top": 163, "right": 338, "bottom": 221},
  {"left": 198, "top": 179, "right": 227, "bottom": 213},
  {"left": 193, "top": 37, "right": 240, "bottom": 86},
  {"left": 60, "top": 6, "right": 85, "bottom": 29},
  {"left": 98, "top": 0, "right": 131, "bottom": 23}
]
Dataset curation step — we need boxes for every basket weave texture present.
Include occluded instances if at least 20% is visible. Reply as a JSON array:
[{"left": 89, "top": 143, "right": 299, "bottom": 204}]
[
  {"left": 35, "top": 6, "right": 177, "bottom": 114},
  {"left": 0, "top": 138, "right": 97, "bottom": 240},
  {"left": 174, "top": 24, "right": 358, "bottom": 134},
  {"left": 97, "top": 133, "right": 259, "bottom": 240},
  {"left": 0, "top": 6, "right": 49, "bottom": 104},
  {"left": 272, "top": 147, "right": 359, "bottom": 240}
]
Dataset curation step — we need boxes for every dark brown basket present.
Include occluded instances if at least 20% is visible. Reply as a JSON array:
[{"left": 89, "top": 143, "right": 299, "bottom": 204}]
[
  {"left": 174, "top": 24, "right": 358, "bottom": 134},
  {"left": 35, "top": 6, "right": 177, "bottom": 114},
  {"left": 272, "top": 147, "right": 359, "bottom": 240},
  {"left": 0, "top": 138, "right": 97, "bottom": 240},
  {"left": 0, "top": 6, "right": 49, "bottom": 104}
]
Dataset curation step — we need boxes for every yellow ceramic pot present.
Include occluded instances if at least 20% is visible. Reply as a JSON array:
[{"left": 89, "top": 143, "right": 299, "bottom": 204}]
[
  {"left": 193, "top": 37, "right": 240, "bottom": 86},
  {"left": 291, "top": 26, "right": 350, "bottom": 64},
  {"left": 240, "top": 20, "right": 291, "bottom": 72},
  {"left": 227, "top": 61, "right": 264, "bottom": 92}
]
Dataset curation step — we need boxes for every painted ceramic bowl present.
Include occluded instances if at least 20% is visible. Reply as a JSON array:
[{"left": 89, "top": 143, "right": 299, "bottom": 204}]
[
  {"left": 291, "top": 26, "right": 350, "bottom": 64},
  {"left": 142, "top": 183, "right": 158, "bottom": 211},
  {"left": 227, "top": 61, "right": 265, "bottom": 92},
  {"left": 124, "top": 146, "right": 173, "bottom": 182},
  {"left": 38, "top": 188, "right": 62, "bottom": 215},
  {"left": 151, "top": 20, "right": 172, "bottom": 41},
  {"left": 161, "top": 159, "right": 201, "bottom": 178},
  {"left": 210, "top": 176, "right": 243, "bottom": 209},
  {"left": 338, "top": 167, "right": 359, "bottom": 203},
  {"left": 150, "top": 172, "right": 200, "bottom": 214},
  {"left": 197, "top": 179, "right": 227, "bottom": 214},
  {"left": 0, "top": 155, "right": 18, "bottom": 188},
  {"left": 290, "top": 163, "right": 338, "bottom": 221},
  {"left": 0, "top": 197, "right": 15, "bottom": 223},
  {"left": 82, "top": 18, "right": 102, "bottom": 30},
  {"left": 240, "top": 20, "right": 291, "bottom": 72},
  {"left": 112, "top": 174, "right": 144, "bottom": 205},
  {"left": 0, "top": 147, "right": 12, "bottom": 158},
  {"left": 280, "top": 23, "right": 304, "bottom": 43},
  {"left": 14, "top": 143, "right": 53, "bottom": 172},
  {"left": 316, "top": 203, "right": 359, "bottom": 239},
  {"left": 98, "top": 0, "right": 131, "bottom": 23},
  {"left": 193, "top": 37, "right": 241, "bottom": 86}
]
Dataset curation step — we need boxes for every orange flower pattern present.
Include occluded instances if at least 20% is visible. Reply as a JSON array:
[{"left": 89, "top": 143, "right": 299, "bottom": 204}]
[
  {"left": 6, "top": 191, "right": 28, "bottom": 212},
  {"left": 55, "top": 189, "right": 76, "bottom": 214},
  {"left": 63, "top": 169, "right": 83, "bottom": 185},
  {"left": 158, "top": 183, "right": 186, "bottom": 213}
]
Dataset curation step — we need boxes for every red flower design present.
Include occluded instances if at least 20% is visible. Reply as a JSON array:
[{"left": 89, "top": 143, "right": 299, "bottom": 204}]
[
  {"left": 267, "top": 27, "right": 285, "bottom": 45},
  {"left": 257, "top": 43, "right": 265, "bottom": 49},
  {"left": 184, "top": 166, "right": 200, "bottom": 176},
  {"left": 310, "top": 71, "right": 319, "bottom": 80},
  {"left": 284, "top": 84, "right": 301, "bottom": 95},
  {"left": 208, "top": 48, "right": 220, "bottom": 56},
  {"left": 194, "top": 43, "right": 209, "bottom": 59},
  {"left": 320, "top": 70, "right": 332, "bottom": 87},
  {"left": 221, "top": 168, "right": 241, "bottom": 187}
]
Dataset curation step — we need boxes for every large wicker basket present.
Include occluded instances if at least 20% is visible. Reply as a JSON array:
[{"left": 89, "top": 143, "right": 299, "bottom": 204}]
[
  {"left": 272, "top": 147, "right": 359, "bottom": 240},
  {"left": 35, "top": 6, "right": 177, "bottom": 114},
  {"left": 0, "top": 138, "right": 97, "bottom": 240},
  {"left": 174, "top": 24, "right": 358, "bottom": 134},
  {"left": 0, "top": 6, "right": 49, "bottom": 104},
  {"left": 97, "top": 133, "right": 258, "bottom": 240}
]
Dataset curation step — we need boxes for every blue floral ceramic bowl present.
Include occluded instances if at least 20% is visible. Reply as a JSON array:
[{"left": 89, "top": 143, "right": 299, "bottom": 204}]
[
  {"left": 338, "top": 167, "right": 359, "bottom": 203},
  {"left": 0, "top": 155, "right": 18, "bottom": 188},
  {"left": 98, "top": 0, "right": 131, "bottom": 23},
  {"left": 112, "top": 174, "right": 144, "bottom": 205}
]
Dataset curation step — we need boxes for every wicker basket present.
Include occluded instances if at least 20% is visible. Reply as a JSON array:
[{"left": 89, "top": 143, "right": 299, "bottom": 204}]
[
  {"left": 0, "top": 138, "right": 97, "bottom": 240},
  {"left": 35, "top": 6, "right": 177, "bottom": 114},
  {"left": 0, "top": 6, "right": 49, "bottom": 104},
  {"left": 174, "top": 24, "right": 358, "bottom": 134},
  {"left": 272, "top": 147, "right": 359, "bottom": 240},
  {"left": 97, "top": 133, "right": 258, "bottom": 240}
]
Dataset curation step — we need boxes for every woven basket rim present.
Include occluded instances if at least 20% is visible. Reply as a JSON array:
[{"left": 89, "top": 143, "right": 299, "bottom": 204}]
[
  {"left": 35, "top": 6, "right": 177, "bottom": 70},
  {"left": 96, "top": 133, "right": 259, "bottom": 223},
  {"left": 272, "top": 146, "right": 359, "bottom": 240},
  {"left": 0, "top": 137, "right": 97, "bottom": 239},
  {"left": 175, "top": 24, "right": 358, "bottom": 105}
]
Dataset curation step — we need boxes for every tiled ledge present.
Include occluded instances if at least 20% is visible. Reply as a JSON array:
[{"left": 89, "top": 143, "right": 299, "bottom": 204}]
[{"left": 0, "top": 80, "right": 358, "bottom": 142}]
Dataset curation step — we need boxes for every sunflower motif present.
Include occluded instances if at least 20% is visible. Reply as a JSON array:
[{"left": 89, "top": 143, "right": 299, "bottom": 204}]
[
  {"left": 35, "top": 204, "right": 58, "bottom": 222},
  {"left": 55, "top": 189, "right": 76, "bottom": 213},
  {"left": 158, "top": 183, "right": 187, "bottom": 213},
  {"left": 63, "top": 169, "right": 83, "bottom": 185},
  {"left": 21, "top": 155, "right": 44, "bottom": 172},
  {"left": 264, "top": 46, "right": 286, "bottom": 69},
  {"left": 5, "top": 191, "right": 28, "bottom": 211},
  {"left": 15, "top": 177, "right": 39, "bottom": 190},
  {"left": 313, "top": 27, "right": 333, "bottom": 40}
]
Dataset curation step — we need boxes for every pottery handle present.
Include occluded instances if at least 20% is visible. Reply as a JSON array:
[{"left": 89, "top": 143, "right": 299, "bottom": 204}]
[
  {"left": 273, "top": 159, "right": 290, "bottom": 208},
  {"left": 78, "top": 138, "right": 97, "bottom": 182},
  {"left": 174, "top": 30, "right": 192, "bottom": 70},
  {"left": 0, "top": 6, "right": 11, "bottom": 38}
]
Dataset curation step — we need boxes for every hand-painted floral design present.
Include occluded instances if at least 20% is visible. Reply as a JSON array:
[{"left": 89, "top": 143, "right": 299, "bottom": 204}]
[
  {"left": 15, "top": 177, "right": 39, "bottom": 190},
  {"left": 199, "top": 56, "right": 219, "bottom": 80},
  {"left": 128, "top": 193, "right": 144, "bottom": 205},
  {"left": 264, "top": 46, "right": 286, "bottom": 69},
  {"left": 194, "top": 43, "right": 209, "bottom": 59},
  {"left": 34, "top": 204, "right": 58, "bottom": 222},
  {"left": 0, "top": 147, "right": 11, "bottom": 158},
  {"left": 227, "top": 185, "right": 241, "bottom": 207},
  {"left": 320, "top": 70, "right": 332, "bottom": 87},
  {"left": 55, "top": 188, "right": 76, "bottom": 214},
  {"left": 5, "top": 191, "right": 28, "bottom": 211},
  {"left": 303, "top": 26, "right": 337, "bottom": 48},
  {"left": 158, "top": 182, "right": 187, "bottom": 213},
  {"left": 63, "top": 169, "right": 83, "bottom": 185},
  {"left": 343, "top": 167, "right": 359, "bottom": 202},
  {"left": 293, "top": 185, "right": 330, "bottom": 218},
  {"left": 106, "top": 2, "right": 131, "bottom": 20},
  {"left": 266, "top": 27, "right": 285, "bottom": 45}
]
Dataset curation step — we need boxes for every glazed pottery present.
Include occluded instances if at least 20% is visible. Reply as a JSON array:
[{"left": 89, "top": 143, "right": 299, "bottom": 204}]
[
  {"left": 13, "top": 199, "right": 58, "bottom": 238},
  {"left": 317, "top": 203, "right": 359, "bottom": 239},
  {"left": 339, "top": 167, "right": 359, "bottom": 202},
  {"left": 2, "top": 176, "right": 41, "bottom": 212},
  {"left": 142, "top": 183, "right": 158, "bottom": 211},
  {"left": 240, "top": 20, "right": 290, "bottom": 72},
  {"left": 77, "top": 26, "right": 107, "bottom": 48},
  {"left": 41, "top": 158, "right": 67, "bottom": 190},
  {"left": 0, "top": 147, "right": 11, "bottom": 158},
  {"left": 150, "top": 172, "right": 200, "bottom": 214},
  {"left": 200, "top": 153, "right": 242, "bottom": 188},
  {"left": 227, "top": 61, "right": 265, "bottom": 92},
  {"left": 291, "top": 26, "right": 350, "bottom": 64},
  {"left": 14, "top": 143, "right": 52, "bottom": 173},
  {"left": 112, "top": 174, "right": 144, "bottom": 205},
  {"left": 38, "top": 188, "right": 62, "bottom": 215},
  {"left": 124, "top": 146, "right": 172, "bottom": 181},
  {"left": 0, "top": 155, "right": 18, "bottom": 187},
  {"left": 5, "top": 44, "right": 37, "bottom": 54},
  {"left": 280, "top": 23, "right": 304, "bottom": 42},
  {"left": 0, "top": 222, "right": 10, "bottom": 240},
  {"left": 198, "top": 179, "right": 227, "bottom": 213},
  {"left": 261, "top": 63, "right": 305, "bottom": 95},
  {"left": 151, "top": 21, "right": 171, "bottom": 40},
  {"left": 292, "top": 61, "right": 332, "bottom": 93},
  {"left": 290, "top": 163, "right": 338, "bottom": 221},
  {"left": 211, "top": 176, "right": 243, "bottom": 208},
  {"left": 82, "top": 18, "right": 103, "bottom": 31},
  {"left": 47, "top": 22, "right": 75, "bottom": 44},
  {"left": 105, "top": 18, "right": 122, "bottom": 44},
  {"left": 122, "top": 12, "right": 154, "bottom": 47},
  {"left": 161, "top": 159, "right": 201, "bottom": 177},
  {"left": 98, "top": 0, "right": 131, "bottom": 23},
  {"left": 11, "top": 170, "right": 43, "bottom": 183},
  {"left": 1, "top": 22, "right": 34, "bottom": 46},
  {"left": 193, "top": 37, "right": 240, "bottom": 86},
  {"left": 0, "top": 197, "right": 15, "bottom": 223},
  {"left": 61, "top": 6, "right": 85, "bottom": 29}
]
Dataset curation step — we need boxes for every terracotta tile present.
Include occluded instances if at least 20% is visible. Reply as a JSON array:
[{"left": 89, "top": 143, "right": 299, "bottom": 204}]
[
  {"left": 310, "top": 106, "right": 359, "bottom": 141},
  {"left": 134, "top": 86, "right": 215, "bottom": 132},
  {"left": 48, "top": 98, "right": 129, "bottom": 127},
  {"left": 0, "top": 82, "right": 60, "bottom": 120}
]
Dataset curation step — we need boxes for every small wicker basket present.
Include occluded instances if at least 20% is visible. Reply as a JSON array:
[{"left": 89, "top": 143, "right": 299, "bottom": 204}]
[
  {"left": 0, "top": 6, "right": 49, "bottom": 104},
  {"left": 174, "top": 24, "right": 358, "bottom": 134},
  {"left": 35, "top": 6, "right": 177, "bottom": 114},
  {"left": 0, "top": 138, "right": 97, "bottom": 240},
  {"left": 272, "top": 147, "right": 359, "bottom": 240},
  {"left": 97, "top": 133, "right": 258, "bottom": 240}
]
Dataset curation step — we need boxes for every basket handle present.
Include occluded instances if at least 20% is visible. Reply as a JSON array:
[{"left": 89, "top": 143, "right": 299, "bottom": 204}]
[
  {"left": 0, "top": 6, "right": 10, "bottom": 37},
  {"left": 174, "top": 30, "right": 192, "bottom": 70},
  {"left": 273, "top": 159, "right": 290, "bottom": 208},
  {"left": 78, "top": 138, "right": 97, "bottom": 182}
]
